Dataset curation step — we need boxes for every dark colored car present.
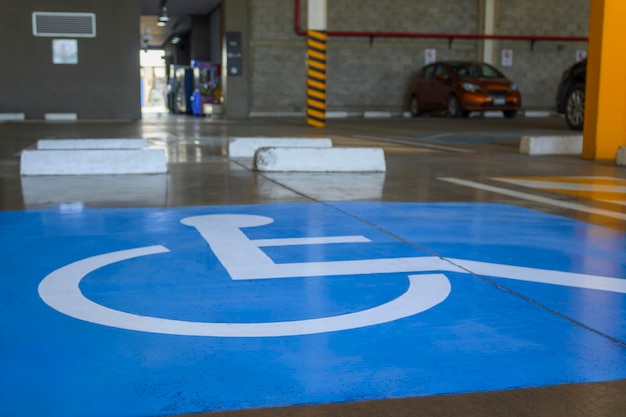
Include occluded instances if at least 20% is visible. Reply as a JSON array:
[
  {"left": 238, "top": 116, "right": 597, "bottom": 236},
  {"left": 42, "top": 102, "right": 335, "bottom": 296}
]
[
  {"left": 556, "top": 59, "right": 586, "bottom": 130},
  {"left": 409, "top": 61, "right": 522, "bottom": 118}
]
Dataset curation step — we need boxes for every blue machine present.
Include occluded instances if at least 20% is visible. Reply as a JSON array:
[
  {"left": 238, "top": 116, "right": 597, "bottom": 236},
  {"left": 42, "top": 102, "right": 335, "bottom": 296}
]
[
  {"left": 190, "top": 59, "right": 221, "bottom": 116},
  {"left": 167, "top": 65, "right": 193, "bottom": 114}
]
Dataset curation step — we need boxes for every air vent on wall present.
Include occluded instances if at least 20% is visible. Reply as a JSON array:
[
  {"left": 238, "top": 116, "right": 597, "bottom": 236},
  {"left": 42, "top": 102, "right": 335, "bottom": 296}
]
[{"left": 32, "top": 12, "right": 96, "bottom": 38}]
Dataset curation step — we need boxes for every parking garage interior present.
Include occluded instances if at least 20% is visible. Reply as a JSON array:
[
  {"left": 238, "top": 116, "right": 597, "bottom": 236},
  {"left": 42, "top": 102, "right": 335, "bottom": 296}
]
[{"left": 0, "top": 1, "right": 625, "bottom": 417}]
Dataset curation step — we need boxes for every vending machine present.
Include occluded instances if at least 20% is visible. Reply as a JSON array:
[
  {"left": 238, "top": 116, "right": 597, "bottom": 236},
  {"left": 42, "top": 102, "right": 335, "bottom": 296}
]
[{"left": 190, "top": 60, "right": 221, "bottom": 116}]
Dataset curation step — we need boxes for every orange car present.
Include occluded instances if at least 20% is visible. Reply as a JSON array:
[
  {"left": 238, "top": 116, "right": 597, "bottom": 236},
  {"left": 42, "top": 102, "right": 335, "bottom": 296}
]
[{"left": 409, "top": 61, "right": 522, "bottom": 118}]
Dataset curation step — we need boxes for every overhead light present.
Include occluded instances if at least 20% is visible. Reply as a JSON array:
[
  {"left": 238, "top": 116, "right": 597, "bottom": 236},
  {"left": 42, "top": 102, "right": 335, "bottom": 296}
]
[
  {"left": 158, "top": 6, "right": 169, "bottom": 23},
  {"left": 141, "top": 27, "right": 152, "bottom": 43},
  {"left": 157, "top": 20, "right": 166, "bottom": 27},
  {"left": 171, "top": 36, "right": 181, "bottom": 44}
]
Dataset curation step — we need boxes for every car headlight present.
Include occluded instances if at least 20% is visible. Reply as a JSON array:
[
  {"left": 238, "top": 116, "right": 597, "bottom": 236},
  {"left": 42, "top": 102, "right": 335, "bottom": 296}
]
[
  {"left": 510, "top": 83, "right": 518, "bottom": 92},
  {"left": 462, "top": 82, "right": 479, "bottom": 92}
]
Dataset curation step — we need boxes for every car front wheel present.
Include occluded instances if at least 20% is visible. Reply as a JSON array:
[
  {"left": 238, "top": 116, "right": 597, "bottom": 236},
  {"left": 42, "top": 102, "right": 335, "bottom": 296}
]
[
  {"left": 409, "top": 95, "right": 422, "bottom": 117},
  {"left": 446, "top": 95, "right": 461, "bottom": 118},
  {"left": 565, "top": 83, "right": 585, "bottom": 130}
]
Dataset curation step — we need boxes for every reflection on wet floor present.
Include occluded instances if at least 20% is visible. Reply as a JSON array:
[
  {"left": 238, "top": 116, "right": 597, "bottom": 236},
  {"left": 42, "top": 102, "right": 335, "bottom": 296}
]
[
  {"left": 20, "top": 174, "right": 168, "bottom": 209},
  {"left": 256, "top": 172, "right": 387, "bottom": 201}
]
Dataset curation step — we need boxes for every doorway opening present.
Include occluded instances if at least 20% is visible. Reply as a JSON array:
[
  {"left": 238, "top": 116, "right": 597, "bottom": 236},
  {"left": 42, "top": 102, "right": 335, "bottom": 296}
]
[{"left": 140, "top": 49, "right": 167, "bottom": 114}]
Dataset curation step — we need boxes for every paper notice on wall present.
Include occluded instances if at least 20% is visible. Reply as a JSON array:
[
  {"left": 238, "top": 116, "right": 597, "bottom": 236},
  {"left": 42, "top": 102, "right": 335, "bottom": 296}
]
[
  {"left": 501, "top": 49, "right": 513, "bottom": 67},
  {"left": 424, "top": 49, "right": 436, "bottom": 65},
  {"left": 53, "top": 39, "right": 78, "bottom": 64}
]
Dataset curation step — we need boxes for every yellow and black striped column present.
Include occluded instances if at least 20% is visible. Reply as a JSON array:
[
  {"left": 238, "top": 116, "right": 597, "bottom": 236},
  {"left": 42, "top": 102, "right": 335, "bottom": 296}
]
[{"left": 306, "top": 30, "right": 327, "bottom": 128}]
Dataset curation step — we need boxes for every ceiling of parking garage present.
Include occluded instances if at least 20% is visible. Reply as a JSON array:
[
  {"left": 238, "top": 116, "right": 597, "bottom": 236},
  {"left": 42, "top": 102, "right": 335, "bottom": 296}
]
[{"left": 140, "top": 0, "right": 221, "bottom": 47}]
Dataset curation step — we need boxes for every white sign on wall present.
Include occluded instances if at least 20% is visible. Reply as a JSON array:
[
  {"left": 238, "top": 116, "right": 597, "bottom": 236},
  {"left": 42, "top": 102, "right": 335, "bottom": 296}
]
[
  {"left": 424, "top": 49, "right": 436, "bottom": 65},
  {"left": 501, "top": 49, "right": 513, "bottom": 67},
  {"left": 52, "top": 39, "right": 78, "bottom": 64},
  {"left": 576, "top": 50, "right": 587, "bottom": 62}
]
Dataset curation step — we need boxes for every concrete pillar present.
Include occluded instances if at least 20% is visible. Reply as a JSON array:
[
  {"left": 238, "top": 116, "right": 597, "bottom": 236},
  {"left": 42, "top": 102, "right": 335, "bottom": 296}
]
[
  {"left": 222, "top": 0, "right": 250, "bottom": 119},
  {"left": 478, "top": 0, "right": 498, "bottom": 65},
  {"left": 478, "top": 0, "right": 500, "bottom": 65},
  {"left": 583, "top": 0, "right": 626, "bottom": 160}
]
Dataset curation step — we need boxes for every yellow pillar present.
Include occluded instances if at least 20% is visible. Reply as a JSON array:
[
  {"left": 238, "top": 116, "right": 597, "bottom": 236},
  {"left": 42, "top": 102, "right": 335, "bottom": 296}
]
[{"left": 583, "top": 0, "right": 626, "bottom": 160}]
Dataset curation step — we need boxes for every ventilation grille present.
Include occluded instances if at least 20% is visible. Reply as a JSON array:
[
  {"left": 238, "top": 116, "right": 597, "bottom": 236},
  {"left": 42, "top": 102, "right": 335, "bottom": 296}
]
[{"left": 32, "top": 12, "right": 96, "bottom": 38}]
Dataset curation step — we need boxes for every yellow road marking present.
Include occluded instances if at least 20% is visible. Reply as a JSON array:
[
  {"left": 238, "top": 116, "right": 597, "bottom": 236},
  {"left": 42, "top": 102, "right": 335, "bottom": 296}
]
[{"left": 493, "top": 176, "right": 626, "bottom": 229}]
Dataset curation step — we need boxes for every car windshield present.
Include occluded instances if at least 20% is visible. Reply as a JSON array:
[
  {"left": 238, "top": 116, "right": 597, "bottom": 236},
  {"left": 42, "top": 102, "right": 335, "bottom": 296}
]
[{"left": 449, "top": 63, "right": 505, "bottom": 79}]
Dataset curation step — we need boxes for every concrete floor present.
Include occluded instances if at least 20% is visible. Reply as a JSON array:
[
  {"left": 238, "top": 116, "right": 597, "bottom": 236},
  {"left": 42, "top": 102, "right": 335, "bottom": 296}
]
[{"left": 1, "top": 114, "right": 625, "bottom": 417}]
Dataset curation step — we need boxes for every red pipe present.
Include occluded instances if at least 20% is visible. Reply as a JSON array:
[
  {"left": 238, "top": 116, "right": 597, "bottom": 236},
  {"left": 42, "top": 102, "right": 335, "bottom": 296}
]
[
  {"left": 295, "top": 0, "right": 305, "bottom": 35},
  {"left": 294, "top": 0, "right": 588, "bottom": 43}
]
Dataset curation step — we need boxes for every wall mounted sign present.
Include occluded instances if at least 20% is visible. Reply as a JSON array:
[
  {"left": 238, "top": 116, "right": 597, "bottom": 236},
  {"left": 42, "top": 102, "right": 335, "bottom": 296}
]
[
  {"left": 501, "top": 49, "right": 513, "bottom": 67},
  {"left": 424, "top": 48, "right": 436, "bottom": 65},
  {"left": 52, "top": 39, "right": 78, "bottom": 64},
  {"left": 225, "top": 32, "right": 243, "bottom": 76}
]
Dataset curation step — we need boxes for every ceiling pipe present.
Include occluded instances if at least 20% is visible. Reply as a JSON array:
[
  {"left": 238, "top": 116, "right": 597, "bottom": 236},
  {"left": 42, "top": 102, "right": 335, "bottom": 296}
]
[{"left": 294, "top": 0, "right": 587, "bottom": 48}]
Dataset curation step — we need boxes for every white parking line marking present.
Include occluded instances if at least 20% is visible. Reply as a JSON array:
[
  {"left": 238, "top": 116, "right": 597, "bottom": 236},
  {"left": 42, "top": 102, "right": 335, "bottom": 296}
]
[
  {"left": 438, "top": 177, "right": 626, "bottom": 221},
  {"left": 493, "top": 178, "right": 626, "bottom": 193},
  {"left": 253, "top": 235, "right": 370, "bottom": 247},
  {"left": 600, "top": 200, "right": 626, "bottom": 207},
  {"left": 355, "top": 134, "right": 473, "bottom": 153}
]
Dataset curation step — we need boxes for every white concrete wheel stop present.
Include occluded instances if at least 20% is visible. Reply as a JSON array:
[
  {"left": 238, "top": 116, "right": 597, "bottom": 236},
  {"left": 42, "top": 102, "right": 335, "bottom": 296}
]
[
  {"left": 520, "top": 135, "right": 583, "bottom": 155},
  {"left": 229, "top": 137, "right": 333, "bottom": 158},
  {"left": 254, "top": 147, "right": 386, "bottom": 172},
  {"left": 20, "top": 138, "right": 166, "bottom": 175}
]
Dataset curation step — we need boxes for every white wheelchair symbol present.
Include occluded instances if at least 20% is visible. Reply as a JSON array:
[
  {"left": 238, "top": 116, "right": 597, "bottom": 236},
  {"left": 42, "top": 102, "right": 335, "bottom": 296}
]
[{"left": 38, "top": 214, "right": 626, "bottom": 337}]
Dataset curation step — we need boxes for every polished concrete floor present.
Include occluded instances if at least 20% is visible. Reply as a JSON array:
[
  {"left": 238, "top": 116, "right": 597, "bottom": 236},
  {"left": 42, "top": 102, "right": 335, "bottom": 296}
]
[{"left": 1, "top": 114, "right": 625, "bottom": 417}]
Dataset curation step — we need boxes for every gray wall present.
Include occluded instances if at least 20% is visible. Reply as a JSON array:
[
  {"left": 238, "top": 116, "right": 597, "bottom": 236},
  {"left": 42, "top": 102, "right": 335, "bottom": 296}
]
[
  {"left": 222, "top": 0, "right": 250, "bottom": 119},
  {"left": 165, "top": 32, "right": 192, "bottom": 66},
  {"left": 494, "top": 0, "right": 590, "bottom": 108},
  {"left": 191, "top": 15, "right": 212, "bottom": 62},
  {"left": 0, "top": 0, "right": 591, "bottom": 119},
  {"left": 245, "top": 0, "right": 590, "bottom": 115},
  {"left": 0, "top": 0, "right": 141, "bottom": 120},
  {"left": 209, "top": 8, "right": 222, "bottom": 64},
  {"left": 164, "top": 8, "right": 220, "bottom": 67}
]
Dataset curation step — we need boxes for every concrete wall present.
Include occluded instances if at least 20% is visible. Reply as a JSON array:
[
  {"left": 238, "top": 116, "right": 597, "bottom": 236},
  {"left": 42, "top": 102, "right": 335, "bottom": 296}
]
[
  {"left": 191, "top": 15, "right": 213, "bottom": 62},
  {"left": 209, "top": 8, "right": 222, "bottom": 64},
  {"left": 0, "top": 0, "right": 141, "bottom": 120},
  {"left": 494, "top": 0, "right": 589, "bottom": 108},
  {"left": 245, "top": 0, "right": 589, "bottom": 115},
  {"left": 0, "top": 0, "right": 590, "bottom": 119},
  {"left": 165, "top": 32, "right": 192, "bottom": 66},
  {"left": 223, "top": 0, "right": 250, "bottom": 119},
  {"left": 164, "top": 9, "right": 220, "bottom": 68}
]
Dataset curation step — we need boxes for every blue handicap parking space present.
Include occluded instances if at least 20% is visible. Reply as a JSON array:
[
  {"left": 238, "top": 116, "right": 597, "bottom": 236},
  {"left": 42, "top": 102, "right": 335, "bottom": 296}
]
[
  {"left": 334, "top": 203, "right": 626, "bottom": 340},
  {"left": 1, "top": 203, "right": 625, "bottom": 417}
]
